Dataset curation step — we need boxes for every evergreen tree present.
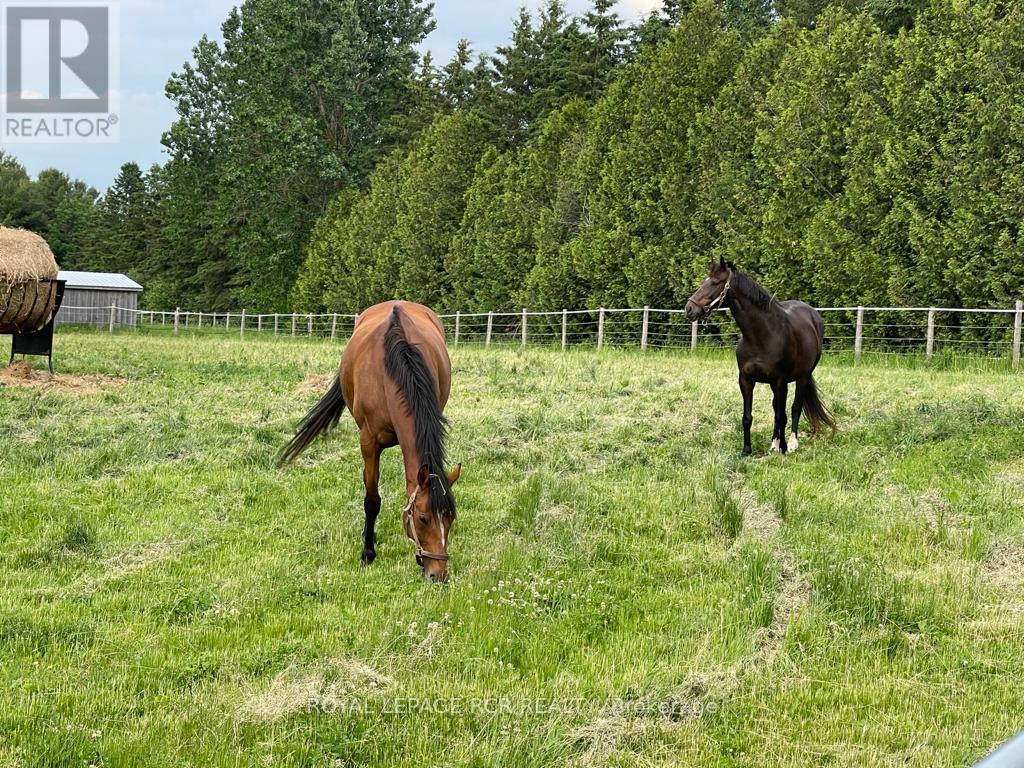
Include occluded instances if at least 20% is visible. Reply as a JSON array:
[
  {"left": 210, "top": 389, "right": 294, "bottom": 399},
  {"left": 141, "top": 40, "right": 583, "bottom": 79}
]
[
  {"left": 574, "top": 0, "right": 743, "bottom": 307},
  {"left": 876, "top": 0, "right": 1024, "bottom": 307},
  {"left": 290, "top": 187, "right": 362, "bottom": 311},
  {"left": 447, "top": 149, "right": 526, "bottom": 310},
  {"left": 162, "top": 0, "right": 435, "bottom": 310},
  {"left": 46, "top": 181, "right": 100, "bottom": 269},
  {"left": 392, "top": 111, "right": 496, "bottom": 306},
  {"left": 382, "top": 52, "right": 447, "bottom": 150},
  {"left": 0, "top": 153, "right": 34, "bottom": 229},
  {"left": 686, "top": 19, "right": 797, "bottom": 286},
  {"left": 752, "top": 9, "right": 886, "bottom": 300},
  {"left": 523, "top": 100, "right": 592, "bottom": 310},
  {"left": 579, "top": 0, "right": 627, "bottom": 98},
  {"left": 160, "top": 32, "right": 235, "bottom": 310},
  {"left": 93, "top": 162, "right": 157, "bottom": 278}
]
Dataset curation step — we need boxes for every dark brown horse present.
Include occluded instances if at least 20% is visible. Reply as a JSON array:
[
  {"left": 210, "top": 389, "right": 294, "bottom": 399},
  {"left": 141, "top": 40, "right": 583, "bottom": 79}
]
[
  {"left": 685, "top": 259, "right": 835, "bottom": 455},
  {"left": 278, "top": 301, "right": 461, "bottom": 582}
]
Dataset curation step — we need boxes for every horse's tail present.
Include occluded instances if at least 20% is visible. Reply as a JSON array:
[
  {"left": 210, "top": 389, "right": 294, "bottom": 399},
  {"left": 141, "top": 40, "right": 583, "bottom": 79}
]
[
  {"left": 802, "top": 374, "right": 836, "bottom": 433},
  {"left": 277, "top": 375, "right": 346, "bottom": 465}
]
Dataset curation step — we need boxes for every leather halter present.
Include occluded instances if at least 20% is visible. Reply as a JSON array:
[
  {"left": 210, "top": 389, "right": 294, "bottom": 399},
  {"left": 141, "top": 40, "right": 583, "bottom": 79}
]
[
  {"left": 701, "top": 270, "right": 732, "bottom": 322},
  {"left": 402, "top": 482, "right": 450, "bottom": 563}
]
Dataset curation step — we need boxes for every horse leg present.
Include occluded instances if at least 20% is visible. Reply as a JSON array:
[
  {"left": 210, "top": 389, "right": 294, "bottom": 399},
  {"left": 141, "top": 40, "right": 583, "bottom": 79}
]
[
  {"left": 770, "top": 381, "right": 788, "bottom": 454},
  {"left": 790, "top": 378, "right": 807, "bottom": 452},
  {"left": 739, "top": 374, "right": 754, "bottom": 456},
  {"left": 360, "top": 435, "right": 382, "bottom": 566}
]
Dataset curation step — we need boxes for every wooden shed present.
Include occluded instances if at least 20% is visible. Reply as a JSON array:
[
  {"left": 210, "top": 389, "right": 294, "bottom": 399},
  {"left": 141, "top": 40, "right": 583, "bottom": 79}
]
[{"left": 54, "top": 271, "right": 143, "bottom": 328}]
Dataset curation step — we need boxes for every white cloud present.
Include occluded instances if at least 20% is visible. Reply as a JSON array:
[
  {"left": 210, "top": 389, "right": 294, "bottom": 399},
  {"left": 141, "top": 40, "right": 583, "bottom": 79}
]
[{"left": 615, "top": 0, "right": 664, "bottom": 20}]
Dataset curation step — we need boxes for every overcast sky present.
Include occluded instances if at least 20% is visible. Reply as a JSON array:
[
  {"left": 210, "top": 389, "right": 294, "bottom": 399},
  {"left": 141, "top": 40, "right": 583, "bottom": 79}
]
[{"left": 2, "top": 0, "right": 661, "bottom": 191}]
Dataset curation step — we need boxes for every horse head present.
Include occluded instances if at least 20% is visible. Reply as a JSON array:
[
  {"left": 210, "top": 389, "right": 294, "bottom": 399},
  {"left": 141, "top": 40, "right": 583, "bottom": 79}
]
[
  {"left": 685, "top": 258, "right": 733, "bottom": 321},
  {"left": 403, "top": 464, "right": 461, "bottom": 583}
]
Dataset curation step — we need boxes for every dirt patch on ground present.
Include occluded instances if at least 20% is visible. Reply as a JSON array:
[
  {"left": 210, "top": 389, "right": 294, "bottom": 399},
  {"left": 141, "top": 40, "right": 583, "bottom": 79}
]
[
  {"left": 0, "top": 360, "right": 124, "bottom": 392},
  {"left": 295, "top": 372, "right": 335, "bottom": 396}
]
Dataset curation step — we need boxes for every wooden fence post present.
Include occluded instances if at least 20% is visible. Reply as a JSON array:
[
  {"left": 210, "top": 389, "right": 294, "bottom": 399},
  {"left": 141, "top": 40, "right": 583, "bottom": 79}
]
[
  {"left": 691, "top": 321, "right": 698, "bottom": 352},
  {"left": 486, "top": 312, "right": 493, "bottom": 346},
  {"left": 173, "top": 308, "right": 180, "bottom": 335},
  {"left": 1013, "top": 300, "right": 1023, "bottom": 369},
  {"left": 521, "top": 309, "right": 527, "bottom": 346},
  {"left": 226, "top": 313, "right": 231, "bottom": 331},
  {"left": 641, "top": 306, "right": 650, "bottom": 351},
  {"left": 597, "top": 308, "right": 605, "bottom": 349},
  {"left": 109, "top": 304, "right": 116, "bottom": 333},
  {"left": 274, "top": 313, "right": 279, "bottom": 336},
  {"left": 257, "top": 314, "right": 263, "bottom": 333},
  {"left": 240, "top": 309, "right": 246, "bottom": 339},
  {"left": 291, "top": 313, "right": 297, "bottom": 337},
  {"left": 926, "top": 307, "right": 935, "bottom": 359},
  {"left": 331, "top": 313, "right": 338, "bottom": 340},
  {"left": 561, "top": 309, "right": 568, "bottom": 350},
  {"left": 308, "top": 314, "right": 313, "bottom": 337},
  {"left": 855, "top": 306, "right": 865, "bottom": 364},
  {"left": 198, "top": 312, "right": 205, "bottom": 330},
  {"left": 454, "top": 312, "right": 461, "bottom": 346}
]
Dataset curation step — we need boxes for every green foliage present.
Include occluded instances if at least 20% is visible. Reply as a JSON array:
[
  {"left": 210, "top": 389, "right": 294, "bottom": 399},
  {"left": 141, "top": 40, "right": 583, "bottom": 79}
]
[
  {"left": 9, "top": 0, "right": 1024, "bottom": 316},
  {"left": 574, "top": 1, "right": 745, "bottom": 308},
  {"left": 306, "top": 0, "right": 1024, "bottom": 315},
  {"left": 295, "top": 112, "right": 494, "bottom": 312},
  {"left": 392, "top": 112, "right": 496, "bottom": 305},
  {"left": 0, "top": 153, "right": 103, "bottom": 270},
  {"left": 448, "top": 100, "right": 591, "bottom": 312}
]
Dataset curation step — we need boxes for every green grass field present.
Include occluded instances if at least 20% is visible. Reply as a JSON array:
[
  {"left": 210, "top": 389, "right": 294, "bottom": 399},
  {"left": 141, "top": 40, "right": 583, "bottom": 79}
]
[{"left": 1, "top": 331, "right": 1022, "bottom": 767}]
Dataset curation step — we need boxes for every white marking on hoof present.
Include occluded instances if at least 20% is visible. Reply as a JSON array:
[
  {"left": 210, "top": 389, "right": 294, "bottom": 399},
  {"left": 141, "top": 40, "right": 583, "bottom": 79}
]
[
  {"left": 771, "top": 438, "right": 781, "bottom": 453},
  {"left": 789, "top": 433, "right": 799, "bottom": 452}
]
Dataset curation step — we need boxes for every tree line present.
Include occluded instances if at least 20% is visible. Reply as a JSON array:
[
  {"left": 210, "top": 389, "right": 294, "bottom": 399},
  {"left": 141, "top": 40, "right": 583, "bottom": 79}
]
[
  {"left": 4, "top": 0, "right": 1022, "bottom": 314},
  {"left": 297, "top": 0, "right": 1024, "bottom": 314}
]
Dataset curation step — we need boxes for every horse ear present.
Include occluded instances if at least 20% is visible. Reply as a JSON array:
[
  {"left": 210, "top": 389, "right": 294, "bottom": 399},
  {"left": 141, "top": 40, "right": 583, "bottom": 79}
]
[
  {"left": 447, "top": 464, "right": 461, "bottom": 486},
  {"left": 718, "top": 256, "right": 726, "bottom": 267},
  {"left": 417, "top": 465, "right": 430, "bottom": 490}
]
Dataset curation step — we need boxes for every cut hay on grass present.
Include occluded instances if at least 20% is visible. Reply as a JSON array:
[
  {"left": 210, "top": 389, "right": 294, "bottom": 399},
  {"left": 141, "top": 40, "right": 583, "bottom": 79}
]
[
  {"left": 295, "top": 372, "right": 335, "bottom": 396},
  {"left": 75, "top": 540, "right": 180, "bottom": 596},
  {"left": 237, "top": 659, "right": 394, "bottom": 723},
  {"left": 0, "top": 359, "right": 125, "bottom": 392}
]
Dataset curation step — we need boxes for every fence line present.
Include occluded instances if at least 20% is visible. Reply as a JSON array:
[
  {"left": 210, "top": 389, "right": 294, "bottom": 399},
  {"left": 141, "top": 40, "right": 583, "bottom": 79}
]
[{"left": 55, "top": 303, "right": 1024, "bottom": 368}]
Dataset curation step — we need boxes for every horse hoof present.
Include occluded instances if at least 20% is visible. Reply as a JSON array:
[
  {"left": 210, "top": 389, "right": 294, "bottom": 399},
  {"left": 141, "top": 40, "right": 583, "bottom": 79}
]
[
  {"left": 741, "top": 446, "right": 752, "bottom": 457},
  {"left": 789, "top": 433, "right": 799, "bottom": 452},
  {"left": 771, "top": 438, "right": 781, "bottom": 453},
  {"left": 361, "top": 549, "right": 376, "bottom": 566}
]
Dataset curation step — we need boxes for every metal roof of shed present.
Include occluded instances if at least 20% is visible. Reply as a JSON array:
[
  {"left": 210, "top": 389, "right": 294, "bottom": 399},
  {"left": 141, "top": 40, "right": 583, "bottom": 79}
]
[{"left": 58, "top": 271, "right": 143, "bottom": 292}]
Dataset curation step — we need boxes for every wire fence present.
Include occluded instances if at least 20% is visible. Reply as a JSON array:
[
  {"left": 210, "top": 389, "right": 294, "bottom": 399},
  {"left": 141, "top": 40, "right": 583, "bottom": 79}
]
[{"left": 55, "top": 302, "right": 1024, "bottom": 368}]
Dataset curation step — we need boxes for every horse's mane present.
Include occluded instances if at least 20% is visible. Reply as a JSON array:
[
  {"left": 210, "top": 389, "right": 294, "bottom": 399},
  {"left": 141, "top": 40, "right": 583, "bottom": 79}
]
[
  {"left": 383, "top": 306, "right": 456, "bottom": 518},
  {"left": 731, "top": 267, "right": 775, "bottom": 311}
]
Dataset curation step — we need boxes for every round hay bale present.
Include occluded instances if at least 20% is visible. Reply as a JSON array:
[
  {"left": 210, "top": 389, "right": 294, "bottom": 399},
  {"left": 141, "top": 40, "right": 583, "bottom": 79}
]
[{"left": 0, "top": 227, "right": 59, "bottom": 333}]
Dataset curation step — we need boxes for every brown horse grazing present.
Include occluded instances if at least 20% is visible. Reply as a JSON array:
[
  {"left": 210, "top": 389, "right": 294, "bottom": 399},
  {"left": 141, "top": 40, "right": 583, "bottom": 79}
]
[
  {"left": 685, "top": 259, "right": 835, "bottom": 456},
  {"left": 278, "top": 301, "right": 461, "bottom": 582}
]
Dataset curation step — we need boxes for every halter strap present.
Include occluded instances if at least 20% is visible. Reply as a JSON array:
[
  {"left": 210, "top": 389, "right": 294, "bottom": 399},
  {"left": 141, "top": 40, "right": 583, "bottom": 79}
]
[
  {"left": 700, "top": 270, "right": 732, "bottom": 325},
  {"left": 706, "top": 272, "right": 731, "bottom": 313},
  {"left": 402, "top": 484, "right": 450, "bottom": 563}
]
